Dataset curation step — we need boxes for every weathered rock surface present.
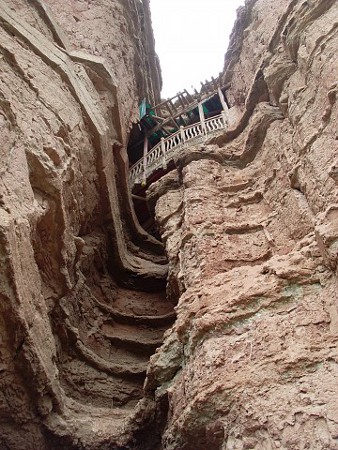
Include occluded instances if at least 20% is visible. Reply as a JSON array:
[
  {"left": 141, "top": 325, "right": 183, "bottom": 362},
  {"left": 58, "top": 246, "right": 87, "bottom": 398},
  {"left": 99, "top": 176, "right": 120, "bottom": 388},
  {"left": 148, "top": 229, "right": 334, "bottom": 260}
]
[
  {"left": 147, "top": 0, "right": 338, "bottom": 449},
  {"left": 0, "top": 1, "right": 170, "bottom": 449},
  {"left": 1, "top": 0, "right": 338, "bottom": 448}
]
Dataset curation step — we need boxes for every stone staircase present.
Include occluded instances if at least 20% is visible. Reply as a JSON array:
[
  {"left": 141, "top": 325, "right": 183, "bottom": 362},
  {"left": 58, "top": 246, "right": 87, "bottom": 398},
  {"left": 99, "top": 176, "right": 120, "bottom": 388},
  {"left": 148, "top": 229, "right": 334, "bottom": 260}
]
[{"left": 58, "top": 286, "right": 175, "bottom": 410}]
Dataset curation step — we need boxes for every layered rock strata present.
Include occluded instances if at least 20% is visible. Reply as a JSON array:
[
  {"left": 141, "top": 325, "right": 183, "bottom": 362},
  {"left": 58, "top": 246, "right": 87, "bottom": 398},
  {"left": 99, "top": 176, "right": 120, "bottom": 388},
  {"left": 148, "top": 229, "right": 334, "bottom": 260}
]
[
  {"left": 0, "top": 1, "right": 170, "bottom": 449},
  {"left": 146, "top": 0, "right": 338, "bottom": 448},
  {"left": 1, "top": 0, "right": 338, "bottom": 449}
]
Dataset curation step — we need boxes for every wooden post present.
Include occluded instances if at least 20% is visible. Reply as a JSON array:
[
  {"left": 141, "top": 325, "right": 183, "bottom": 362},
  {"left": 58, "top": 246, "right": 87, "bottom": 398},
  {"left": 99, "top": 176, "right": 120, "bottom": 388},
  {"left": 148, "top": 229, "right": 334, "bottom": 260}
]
[
  {"left": 211, "top": 76, "right": 217, "bottom": 90},
  {"left": 142, "top": 136, "right": 148, "bottom": 185},
  {"left": 178, "top": 94, "right": 186, "bottom": 110},
  {"left": 218, "top": 88, "right": 230, "bottom": 126},
  {"left": 184, "top": 89, "right": 194, "bottom": 103},
  {"left": 169, "top": 99, "right": 178, "bottom": 115},
  {"left": 161, "top": 137, "right": 167, "bottom": 169},
  {"left": 198, "top": 101, "right": 206, "bottom": 134},
  {"left": 180, "top": 126, "right": 186, "bottom": 145},
  {"left": 218, "top": 87, "right": 228, "bottom": 110},
  {"left": 221, "top": 111, "right": 228, "bottom": 128}
]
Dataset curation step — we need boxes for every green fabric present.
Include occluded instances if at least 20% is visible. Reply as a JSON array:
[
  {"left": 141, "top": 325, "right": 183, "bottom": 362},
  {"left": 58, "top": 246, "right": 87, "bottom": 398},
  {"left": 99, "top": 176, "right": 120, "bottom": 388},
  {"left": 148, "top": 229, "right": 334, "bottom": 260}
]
[
  {"left": 139, "top": 99, "right": 147, "bottom": 119},
  {"left": 146, "top": 103, "right": 155, "bottom": 116}
]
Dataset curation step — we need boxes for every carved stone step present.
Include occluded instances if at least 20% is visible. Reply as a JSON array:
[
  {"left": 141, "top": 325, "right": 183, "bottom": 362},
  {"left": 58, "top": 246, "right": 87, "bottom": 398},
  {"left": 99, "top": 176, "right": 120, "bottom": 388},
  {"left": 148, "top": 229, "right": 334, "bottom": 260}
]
[
  {"left": 65, "top": 320, "right": 149, "bottom": 376},
  {"left": 76, "top": 338, "right": 149, "bottom": 377},
  {"left": 60, "top": 359, "right": 143, "bottom": 408},
  {"left": 103, "top": 288, "right": 174, "bottom": 318},
  {"left": 94, "top": 296, "right": 175, "bottom": 327},
  {"left": 101, "top": 321, "right": 166, "bottom": 354}
]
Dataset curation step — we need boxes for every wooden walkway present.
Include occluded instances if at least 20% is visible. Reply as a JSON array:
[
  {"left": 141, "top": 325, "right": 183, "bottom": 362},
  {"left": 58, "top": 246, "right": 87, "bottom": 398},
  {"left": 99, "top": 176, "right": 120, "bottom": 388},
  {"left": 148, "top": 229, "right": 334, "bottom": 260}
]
[{"left": 130, "top": 112, "right": 228, "bottom": 186}]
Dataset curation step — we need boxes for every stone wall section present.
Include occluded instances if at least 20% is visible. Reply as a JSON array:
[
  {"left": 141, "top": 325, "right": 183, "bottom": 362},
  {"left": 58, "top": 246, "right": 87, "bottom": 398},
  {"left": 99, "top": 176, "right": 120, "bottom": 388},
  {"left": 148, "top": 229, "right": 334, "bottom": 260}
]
[
  {"left": 147, "top": 1, "right": 338, "bottom": 449},
  {"left": 0, "top": 1, "right": 167, "bottom": 449}
]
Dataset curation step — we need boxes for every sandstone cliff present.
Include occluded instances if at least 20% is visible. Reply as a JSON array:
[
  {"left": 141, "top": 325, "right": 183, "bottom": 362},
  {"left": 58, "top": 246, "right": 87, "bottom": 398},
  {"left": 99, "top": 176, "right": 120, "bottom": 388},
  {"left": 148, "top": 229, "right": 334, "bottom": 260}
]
[
  {"left": 147, "top": 0, "right": 338, "bottom": 450},
  {"left": 1, "top": 0, "right": 338, "bottom": 449},
  {"left": 0, "top": 1, "right": 168, "bottom": 449},
  {"left": 146, "top": 0, "right": 338, "bottom": 449}
]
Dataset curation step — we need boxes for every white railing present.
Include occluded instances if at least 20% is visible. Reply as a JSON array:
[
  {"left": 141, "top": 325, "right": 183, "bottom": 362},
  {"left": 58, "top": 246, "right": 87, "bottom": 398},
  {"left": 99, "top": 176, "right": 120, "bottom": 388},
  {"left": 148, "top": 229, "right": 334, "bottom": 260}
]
[{"left": 130, "top": 112, "right": 227, "bottom": 186}]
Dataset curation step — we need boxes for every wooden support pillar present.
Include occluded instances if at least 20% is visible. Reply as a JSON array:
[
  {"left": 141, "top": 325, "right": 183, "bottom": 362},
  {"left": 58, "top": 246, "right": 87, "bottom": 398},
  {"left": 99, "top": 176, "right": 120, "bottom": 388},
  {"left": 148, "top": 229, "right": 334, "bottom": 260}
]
[
  {"left": 218, "top": 87, "right": 230, "bottom": 126},
  {"left": 180, "top": 126, "right": 186, "bottom": 145},
  {"left": 142, "top": 135, "right": 148, "bottom": 185},
  {"left": 161, "top": 137, "right": 167, "bottom": 169},
  {"left": 165, "top": 102, "right": 173, "bottom": 117},
  {"left": 178, "top": 94, "right": 186, "bottom": 110},
  {"left": 198, "top": 101, "right": 206, "bottom": 134},
  {"left": 218, "top": 87, "right": 229, "bottom": 111}
]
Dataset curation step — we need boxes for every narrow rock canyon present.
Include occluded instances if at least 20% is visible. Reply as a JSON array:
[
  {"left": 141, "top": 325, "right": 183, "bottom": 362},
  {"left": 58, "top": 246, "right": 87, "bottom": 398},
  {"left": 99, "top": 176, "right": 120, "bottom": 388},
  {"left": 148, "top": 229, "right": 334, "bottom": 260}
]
[{"left": 0, "top": 0, "right": 337, "bottom": 449}]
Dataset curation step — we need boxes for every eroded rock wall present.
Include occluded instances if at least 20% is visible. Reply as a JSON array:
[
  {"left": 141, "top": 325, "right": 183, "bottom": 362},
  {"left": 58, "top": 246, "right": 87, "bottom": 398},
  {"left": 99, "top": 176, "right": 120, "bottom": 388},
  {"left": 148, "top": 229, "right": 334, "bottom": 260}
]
[
  {"left": 146, "top": 0, "right": 338, "bottom": 448},
  {"left": 0, "top": 1, "right": 168, "bottom": 449}
]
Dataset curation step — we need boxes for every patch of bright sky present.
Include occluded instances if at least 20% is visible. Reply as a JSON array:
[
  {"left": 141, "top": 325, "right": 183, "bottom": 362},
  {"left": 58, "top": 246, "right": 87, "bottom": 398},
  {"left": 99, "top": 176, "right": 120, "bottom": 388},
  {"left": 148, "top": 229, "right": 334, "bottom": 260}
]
[{"left": 150, "top": 0, "right": 245, "bottom": 99}]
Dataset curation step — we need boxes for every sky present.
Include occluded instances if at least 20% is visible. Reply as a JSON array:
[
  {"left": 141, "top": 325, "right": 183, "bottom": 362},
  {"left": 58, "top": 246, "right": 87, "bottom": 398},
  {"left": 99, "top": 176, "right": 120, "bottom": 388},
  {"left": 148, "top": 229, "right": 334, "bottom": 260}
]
[{"left": 150, "top": 0, "right": 245, "bottom": 98}]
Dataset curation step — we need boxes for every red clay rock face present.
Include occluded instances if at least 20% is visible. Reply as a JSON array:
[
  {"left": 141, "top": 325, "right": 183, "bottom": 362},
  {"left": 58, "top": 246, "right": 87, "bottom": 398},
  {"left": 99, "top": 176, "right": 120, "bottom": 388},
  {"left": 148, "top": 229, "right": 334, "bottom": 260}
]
[
  {"left": 146, "top": 0, "right": 338, "bottom": 449},
  {"left": 0, "top": 1, "right": 169, "bottom": 449},
  {"left": 1, "top": 0, "right": 338, "bottom": 448}
]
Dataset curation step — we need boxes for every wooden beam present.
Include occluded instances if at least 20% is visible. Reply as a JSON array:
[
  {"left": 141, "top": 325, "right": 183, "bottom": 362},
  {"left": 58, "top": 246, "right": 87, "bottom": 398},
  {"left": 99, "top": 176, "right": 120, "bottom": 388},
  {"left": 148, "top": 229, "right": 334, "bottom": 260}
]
[
  {"left": 165, "top": 102, "right": 174, "bottom": 117},
  {"left": 170, "top": 116, "right": 181, "bottom": 129},
  {"left": 132, "top": 194, "right": 147, "bottom": 202},
  {"left": 151, "top": 114, "right": 165, "bottom": 122},
  {"left": 165, "top": 102, "right": 180, "bottom": 129},
  {"left": 145, "top": 89, "right": 224, "bottom": 138}
]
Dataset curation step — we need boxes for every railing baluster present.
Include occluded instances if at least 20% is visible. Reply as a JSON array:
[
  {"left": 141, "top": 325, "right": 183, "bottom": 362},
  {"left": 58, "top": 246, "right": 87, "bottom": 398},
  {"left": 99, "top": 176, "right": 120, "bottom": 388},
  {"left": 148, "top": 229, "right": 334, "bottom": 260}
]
[{"left": 130, "top": 112, "right": 228, "bottom": 186}]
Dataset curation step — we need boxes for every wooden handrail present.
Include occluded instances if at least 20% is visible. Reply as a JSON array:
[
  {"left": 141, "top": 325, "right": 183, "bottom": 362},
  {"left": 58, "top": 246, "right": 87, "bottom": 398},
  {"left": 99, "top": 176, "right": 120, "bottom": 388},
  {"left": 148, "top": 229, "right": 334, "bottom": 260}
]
[{"left": 130, "top": 112, "right": 228, "bottom": 187}]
